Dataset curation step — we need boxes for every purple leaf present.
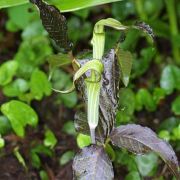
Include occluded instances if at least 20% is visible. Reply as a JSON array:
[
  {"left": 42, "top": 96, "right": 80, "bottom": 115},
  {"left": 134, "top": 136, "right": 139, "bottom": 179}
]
[
  {"left": 110, "top": 124, "right": 180, "bottom": 178},
  {"left": 73, "top": 145, "right": 114, "bottom": 180},
  {"left": 30, "top": 0, "right": 72, "bottom": 51}
]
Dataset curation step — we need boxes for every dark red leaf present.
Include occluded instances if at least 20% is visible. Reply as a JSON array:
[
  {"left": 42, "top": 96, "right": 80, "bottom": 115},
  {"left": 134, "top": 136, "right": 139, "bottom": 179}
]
[
  {"left": 73, "top": 145, "right": 114, "bottom": 180},
  {"left": 110, "top": 124, "right": 180, "bottom": 178}
]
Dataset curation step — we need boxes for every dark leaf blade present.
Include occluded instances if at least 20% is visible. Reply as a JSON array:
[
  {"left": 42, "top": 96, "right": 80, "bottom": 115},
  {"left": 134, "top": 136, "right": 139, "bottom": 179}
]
[
  {"left": 30, "top": 0, "right": 72, "bottom": 52},
  {"left": 110, "top": 124, "right": 180, "bottom": 178},
  {"left": 99, "top": 49, "right": 120, "bottom": 138},
  {"left": 73, "top": 145, "right": 114, "bottom": 180}
]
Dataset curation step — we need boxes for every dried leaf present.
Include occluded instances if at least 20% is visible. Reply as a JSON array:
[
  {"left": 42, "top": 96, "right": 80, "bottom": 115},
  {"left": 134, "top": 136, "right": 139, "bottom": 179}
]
[
  {"left": 30, "top": 0, "right": 72, "bottom": 51},
  {"left": 73, "top": 145, "right": 114, "bottom": 180},
  {"left": 110, "top": 124, "right": 180, "bottom": 178}
]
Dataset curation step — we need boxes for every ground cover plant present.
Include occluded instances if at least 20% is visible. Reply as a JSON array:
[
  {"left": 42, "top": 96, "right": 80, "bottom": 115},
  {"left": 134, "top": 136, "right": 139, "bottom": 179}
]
[{"left": 0, "top": 0, "right": 180, "bottom": 179}]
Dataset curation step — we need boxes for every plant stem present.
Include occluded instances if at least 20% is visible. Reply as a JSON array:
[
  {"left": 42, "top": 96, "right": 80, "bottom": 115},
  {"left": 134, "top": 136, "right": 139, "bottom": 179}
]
[{"left": 165, "top": 0, "right": 180, "bottom": 65}]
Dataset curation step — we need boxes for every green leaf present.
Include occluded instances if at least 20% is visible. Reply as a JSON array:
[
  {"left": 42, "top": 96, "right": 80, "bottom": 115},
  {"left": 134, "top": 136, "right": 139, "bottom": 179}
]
[
  {"left": 135, "top": 153, "right": 158, "bottom": 177},
  {"left": 6, "top": 4, "right": 37, "bottom": 31},
  {"left": 14, "top": 147, "right": 27, "bottom": 169},
  {"left": 68, "top": 17, "right": 92, "bottom": 44},
  {"left": 0, "top": 0, "right": 27, "bottom": 8},
  {"left": 116, "top": 88, "right": 135, "bottom": 125},
  {"left": 172, "top": 125, "right": 180, "bottom": 140},
  {"left": 39, "top": 170, "right": 49, "bottom": 180},
  {"left": 58, "top": 91, "right": 78, "bottom": 108},
  {"left": 59, "top": 151, "right": 75, "bottom": 166},
  {"left": 62, "top": 121, "right": 76, "bottom": 136},
  {"left": 160, "top": 65, "right": 180, "bottom": 94},
  {"left": 1, "top": 100, "right": 38, "bottom": 137},
  {"left": 0, "top": 116, "right": 12, "bottom": 135},
  {"left": 77, "top": 133, "right": 91, "bottom": 149},
  {"left": 153, "top": 88, "right": 166, "bottom": 104},
  {"left": 0, "top": 0, "right": 123, "bottom": 10},
  {"left": 132, "top": 47, "right": 156, "bottom": 78},
  {"left": 112, "top": 0, "right": 135, "bottom": 21},
  {"left": 0, "top": 136, "right": 5, "bottom": 148},
  {"left": 15, "top": 36, "right": 52, "bottom": 79},
  {"left": 117, "top": 49, "right": 133, "bottom": 86},
  {"left": 31, "top": 151, "right": 41, "bottom": 169},
  {"left": 159, "top": 130, "right": 170, "bottom": 141},
  {"left": 119, "top": 88, "right": 135, "bottom": 115},
  {"left": 3, "top": 78, "right": 29, "bottom": 97},
  {"left": 43, "top": 129, "right": 57, "bottom": 149},
  {"left": 171, "top": 96, "right": 180, "bottom": 115},
  {"left": 30, "top": 69, "right": 52, "bottom": 100},
  {"left": 125, "top": 171, "right": 141, "bottom": 180},
  {"left": 47, "top": 53, "right": 72, "bottom": 80},
  {"left": 0, "top": 61, "right": 18, "bottom": 86},
  {"left": 22, "top": 20, "right": 46, "bottom": 40},
  {"left": 159, "top": 117, "right": 179, "bottom": 132},
  {"left": 136, "top": 89, "right": 156, "bottom": 111}
]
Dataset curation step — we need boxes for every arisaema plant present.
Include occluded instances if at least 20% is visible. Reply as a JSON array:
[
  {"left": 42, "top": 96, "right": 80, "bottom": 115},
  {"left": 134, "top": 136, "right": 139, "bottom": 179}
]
[{"left": 30, "top": 0, "right": 179, "bottom": 179}]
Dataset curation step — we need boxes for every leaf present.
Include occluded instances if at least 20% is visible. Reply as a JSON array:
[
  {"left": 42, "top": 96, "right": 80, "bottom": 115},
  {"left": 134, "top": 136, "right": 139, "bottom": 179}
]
[
  {"left": 1, "top": 0, "right": 122, "bottom": 11},
  {"left": 30, "top": 69, "right": 52, "bottom": 100},
  {"left": 0, "top": 116, "right": 12, "bottom": 135},
  {"left": 112, "top": 0, "right": 135, "bottom": 21},
  {"left": 110, "top": 124, "right": 180, "bottom": 178},
  {"left": 43, "top": 129, "right": 57, "bottom": 149},
  {"left": 135, "top": 89, "right": 156, "bottom": 111},
  {"left": 62, "top": 120, "right": 76, "bottom": 136},
  {"left": 6, "top": 4, "right": 37, "bottom": 31},
  {"left": 171, "top": 96, "right": 180, "bottom": 115},
  {"left": 1, "top": 100, "right": 38, "bottom": 137},
  {"left": 76, "top": 133, "right": 91, "bottom": 149},
  {"left": 135, "top": 153, "right": 158, "bottom": 177},
  {"left": 132, "top": 47, "right": 156, "bottom": 78},
  {"left": 47, "top": 53, "right": 72, "bottom": 80},
  {"left": 73, "top": 145, "right": 114, "bottom": 180},
  {"left": 125, "top": 171, "right": 141, "bottom": 180},
  {"left": 0, "top": 137, "right": 5, "bottom": 148},
  {"left": 116, "top": 88, "right": 135, "bottom": 125},
  {"left": 14, "top": 36, "right": 52, "bottom": 79},
  {"left": 3, "top": 78, "right": 29, "bottom": 97},
  {"left": 30, "top": 0, "right": 72, "bottom": 52},
  {"left": 152, "top": 87, "right": 166, "bottom": 104},
  {"left": 116, "top": 48, "right": 133, "bottom": 86},
  {"left": 0, "top": 0, "right": 27, "bottom": 8},
  {"left": 160, "top": 65, "right": 180, "bottom": 94},
  {"left": 0, "top": 61, "right": 18, "bottom": 86},
  {"left": 59, "top": 151, "right": 75, "bottom": 166}
]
